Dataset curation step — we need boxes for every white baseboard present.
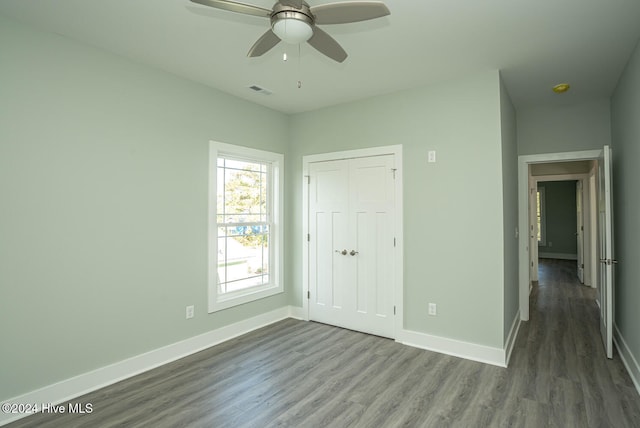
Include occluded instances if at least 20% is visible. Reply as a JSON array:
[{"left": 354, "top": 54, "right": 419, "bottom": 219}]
[
  {"left": 0, "top": 306, "right": 297, "bottom": 427},
  {"left": 504, "top": 311, "right": 521, "bottom": 366},
  {"left": 613, "top": 324, "right": 640, "bottom": 396},
  {"left": 397, "top": 329, "right": 507, "bottom": 367},
  {"left": 538, "top": 252, "right": 578, "bottom": 260},
  {"left": 288, "top": 305, "right": 305, "bottom": 320}
]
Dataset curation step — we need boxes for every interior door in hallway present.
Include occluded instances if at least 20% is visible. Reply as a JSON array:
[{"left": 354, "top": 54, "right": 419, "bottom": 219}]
[
  {"left": 576, "top": 180, "right": 584, "bottom": 283},
  {"left": 308, "top": 155, "right": 396, "bottom": 339},
  {"left": 598, "top": 145, "right": 615, "bottom": 359}
]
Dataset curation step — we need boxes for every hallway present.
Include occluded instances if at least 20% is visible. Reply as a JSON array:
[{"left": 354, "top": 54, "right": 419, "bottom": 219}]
[{"left": 514, "top": 258, "right": 640, "bottom": 426}]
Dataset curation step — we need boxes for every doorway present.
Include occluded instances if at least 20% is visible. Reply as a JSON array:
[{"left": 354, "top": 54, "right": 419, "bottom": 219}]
[
  {"left": 302, "top": 145, "right": 404, "bottom": 339},
  {"left": 531, "top": 171, "right": 596, "bottom": 289},
  {"left": 518, "top": 147, "right": 615, "bottom": 358}
]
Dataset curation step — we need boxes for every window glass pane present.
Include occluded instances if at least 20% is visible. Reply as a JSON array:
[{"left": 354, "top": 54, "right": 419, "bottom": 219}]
[
  {"left": 222, "top": 164, "right": 267, "bottom": 223},
  {"left": 217, "top": 224, "right": 269, "bottom": 292},
  {"left": 217, "top": 167, "right": 225, "bottom": 216},
  {"left": 224, "top": 276, "right": 267, "bottom": 293},
  {"left": 261, "top": 234, "right": 269, "bottom": 275},
  {"left": 224, "top": 158, "right": 255, "bottom": 171},
  {"left": 217, "top": 234, "right": 227, "bottom": 292}
]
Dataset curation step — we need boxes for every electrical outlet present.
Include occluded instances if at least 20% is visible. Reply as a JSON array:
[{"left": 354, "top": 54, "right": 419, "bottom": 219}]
[
  {"left": 186, "top": 305, "right": 194, "bottom": 319},
  {"left": 428, "top": 303, "right": 437, "bottom": 316}
]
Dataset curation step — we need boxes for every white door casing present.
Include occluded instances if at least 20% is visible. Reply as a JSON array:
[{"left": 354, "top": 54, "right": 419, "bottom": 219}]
[
  {"left": 589, "top": 166, "right": 598, "bottom": 289},
  {"left": 307, "top": 154, "right": 396, "bottom": 339},
  {"left": 518, "top": 149, "right": 604, "bottom": 322}
]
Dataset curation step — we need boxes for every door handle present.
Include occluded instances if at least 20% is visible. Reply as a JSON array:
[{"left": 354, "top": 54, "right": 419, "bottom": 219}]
[
  {"left": 335, "top": 249, "right": 347, "bottom": 255},
  {"left": 350, "top": 250, "right": 359, "bottom": 256}
]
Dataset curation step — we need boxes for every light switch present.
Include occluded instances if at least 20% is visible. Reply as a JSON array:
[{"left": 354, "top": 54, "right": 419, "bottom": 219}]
[{"left": 428, "top": 151, "right": 436, "bottom": 163}]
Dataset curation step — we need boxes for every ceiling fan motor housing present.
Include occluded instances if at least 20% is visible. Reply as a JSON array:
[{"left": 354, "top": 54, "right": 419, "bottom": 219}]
[{"left": 270, "top": 2, "right": 315, "bottom": 43}]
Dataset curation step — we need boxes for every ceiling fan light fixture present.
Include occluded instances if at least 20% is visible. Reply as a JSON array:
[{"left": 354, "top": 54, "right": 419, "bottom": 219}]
[{"left": 272, "top": 11, "right": 313, "bottom": 44}]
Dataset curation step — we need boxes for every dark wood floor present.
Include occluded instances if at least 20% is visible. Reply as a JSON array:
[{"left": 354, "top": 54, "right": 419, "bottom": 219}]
[{"left": 7, "top": 259, "right": 640, "bottom": 427}]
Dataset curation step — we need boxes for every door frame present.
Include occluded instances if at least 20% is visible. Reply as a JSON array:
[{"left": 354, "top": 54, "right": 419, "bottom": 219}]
[
  {"left": 302, "top": 145, "right": 404, "bottom": 337},
  {"left": 518, "top": 149, "right": 602, "bottom": 321},
  {"left": 531, "top": 173, "right": 592, "bottom": 284}
]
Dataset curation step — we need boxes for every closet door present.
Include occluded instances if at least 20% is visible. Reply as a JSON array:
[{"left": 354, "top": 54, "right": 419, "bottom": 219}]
[{"left": 309, "top": 155, "right": 395, "bottom": 338}]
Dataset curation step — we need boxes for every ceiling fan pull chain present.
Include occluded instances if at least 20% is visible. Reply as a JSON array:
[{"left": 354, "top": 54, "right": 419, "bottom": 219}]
[{"left": 297, "top": 43, "right": 302, "bottom": 89}]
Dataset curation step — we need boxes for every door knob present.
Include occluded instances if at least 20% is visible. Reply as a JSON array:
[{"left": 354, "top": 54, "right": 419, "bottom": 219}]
[
  {"left": 350, "top": 250, "right": 359, "bottom": 256},
  {"left": 335, "top": 249, "right": 347, "bottom": 255}
]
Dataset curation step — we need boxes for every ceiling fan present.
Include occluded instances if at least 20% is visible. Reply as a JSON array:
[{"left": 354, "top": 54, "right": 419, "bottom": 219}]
[{"left": 189, "top": 0, "right": 390, "bottom": 63}]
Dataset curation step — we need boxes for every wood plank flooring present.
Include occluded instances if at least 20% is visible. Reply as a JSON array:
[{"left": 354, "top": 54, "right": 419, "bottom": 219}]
[{"left": 7, "top": 259, "right": 640, "bottom": 427}]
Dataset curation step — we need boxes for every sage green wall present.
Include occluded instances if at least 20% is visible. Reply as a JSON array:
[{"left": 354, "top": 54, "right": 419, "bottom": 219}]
[
  {"left": 0, "top": 16, "right": 289, "bottom": 400},
  {"left": 611, "top": 38, "right": 640, "bottom": 371},
  {"left": 517, "top": 99, "right": 611, "bottom": 155},
  {"left": 537, "top": 181, "right": 577, "bottom": 256},
  {"left": 288, "top": 71, "right": 507, "bottom": 348},
  {"left": 499, "top": 76, "right": 519, "bottom": 343}
]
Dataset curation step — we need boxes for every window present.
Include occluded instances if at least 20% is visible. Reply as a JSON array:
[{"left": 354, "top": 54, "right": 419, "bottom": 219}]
[
  {"left": 208, "top": 142, "right": 283, "bottom": 312},
  {"left": 537, "top": 186, "right": 546, "bottom": 246}
]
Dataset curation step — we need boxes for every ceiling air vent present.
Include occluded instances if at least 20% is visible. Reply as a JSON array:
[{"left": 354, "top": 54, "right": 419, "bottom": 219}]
[{"left": 248, "top": 85, "right": 272, "bottom": 95}]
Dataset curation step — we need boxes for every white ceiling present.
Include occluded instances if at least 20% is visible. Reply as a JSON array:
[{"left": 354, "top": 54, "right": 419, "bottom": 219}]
[{"left": 2, "top": 0, "right": 640, "bottom": 114}]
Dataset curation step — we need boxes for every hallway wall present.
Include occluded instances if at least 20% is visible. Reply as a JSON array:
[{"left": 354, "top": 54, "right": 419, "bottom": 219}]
[{"left": 611, "top": 37, "right": 640, "bottom": 389}]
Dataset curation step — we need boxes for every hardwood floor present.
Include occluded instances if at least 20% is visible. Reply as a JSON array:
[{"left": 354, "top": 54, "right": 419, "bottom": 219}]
[{"left": 7, "top": 259, "right": 640, "bottom": 427}]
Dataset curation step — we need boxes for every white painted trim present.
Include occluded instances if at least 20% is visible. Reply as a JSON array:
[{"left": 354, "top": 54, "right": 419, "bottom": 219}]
[
  {"left": 614, "top": 324, "right": 640, "bottom": 397},
  {"left": 0, "top": 307, "right": 295, "bottom": 427},
  {"left": 302, "top": 144, "right": 404, "bottom": 338},
  {"left": 518, "top": 149, "right": 603, "bottom": 321},
  {"left": 535, "top": 173, "right": 589, "bottom": 182},
  {"left": 538, "top": 252, "right": 578, "bottom": 260},
  {"left": 504, "top": 311, "right": 521, "bottom": 366},
  {"left": 533, "top": 173, "right": 591, "bottom": 285},
  {"left": 301, "top": 163, "right": 310, "bottom": 321},
  {"left": 397, "top": 329, "right": 507, "bottom": 367},
  {"left": 288, "top": 305, "right": 305, "bottom": 320}
]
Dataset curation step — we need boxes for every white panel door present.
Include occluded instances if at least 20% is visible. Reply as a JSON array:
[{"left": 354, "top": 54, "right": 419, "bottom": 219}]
[
  {"left": 309, "top": 155, "right": 395, "bottom": 338},
  {"left": 598, "top": 146, "right": 615, "bottom": 359},
  {"left": 308, "top": 160, "right": 350, "bottom": 328}
]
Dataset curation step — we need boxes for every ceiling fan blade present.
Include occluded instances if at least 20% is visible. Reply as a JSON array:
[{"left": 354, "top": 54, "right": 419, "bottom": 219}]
[
  {"left": 247, "top": 30, "right": 281, "bottom": 57},
  {"left": 310, "top": 1, "right": 390, "bottom": 25},
  {"left": 307, "top": 27, "right": 347, "bottom": 63},
  {"left": 189, "top": 0, "right": 271, "bottom": 18}
]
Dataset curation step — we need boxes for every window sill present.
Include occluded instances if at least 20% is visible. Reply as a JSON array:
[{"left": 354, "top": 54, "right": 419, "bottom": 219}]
[{"left": 208, "top": 283, "right": 283, "bottom": 313}]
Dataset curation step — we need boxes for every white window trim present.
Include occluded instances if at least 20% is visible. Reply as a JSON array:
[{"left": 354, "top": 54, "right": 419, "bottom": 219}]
[
  {"left": 208, "top": 141, "right": 284, "bottom": 313},
  {"left": 537, "top": 186, "right": 546, "bottom": 246}
]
